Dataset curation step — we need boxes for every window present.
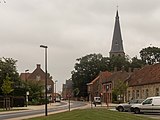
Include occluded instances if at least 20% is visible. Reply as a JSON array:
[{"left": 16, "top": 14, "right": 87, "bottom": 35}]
[
  {"left": 136, "top": 90, "right": 139, "bottom": 99},
  {"left": 128, "top": 91, "right": 130, "bottom": 100},
  {"left": 132, "top": 90, "right": 135, "bottom": 99},
  {"left": 143, "top": 99, "right": 152, "bottom": 105},
  {"left": 155, "top": 88, "right": 159, "bottom": 96},
  {"left": 146, "top": 89, "right": 149, "bottom": 98}
]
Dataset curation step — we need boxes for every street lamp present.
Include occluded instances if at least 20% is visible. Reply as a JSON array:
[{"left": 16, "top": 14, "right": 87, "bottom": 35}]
[
  {"left": 40, "top": 45, "right": 48, "bottom": 116},
  {"left": 54, "top": 80, "right": 57, "bottom": 102},
  {"left": 25, "top": 69, "right": 29, "bottom": 82},
  {"left": 25, "top": 69, "right": 29, "bottom": 107}
]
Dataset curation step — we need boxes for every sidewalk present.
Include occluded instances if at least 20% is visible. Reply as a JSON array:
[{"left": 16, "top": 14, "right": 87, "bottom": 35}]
[{"left": 0, "top": 102, "right": 62, "bottom": 115}]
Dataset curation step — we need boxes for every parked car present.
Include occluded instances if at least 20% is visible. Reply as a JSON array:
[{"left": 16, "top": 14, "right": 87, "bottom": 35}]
[
  {"left": 116, "top": 99, "right": 144, "bottom": 112},
  {"left": 131, "top": 96, "right": 160, "bottom": 114},
  {"left": 93, "top": 97, "right": 101, "bottom": 104}
]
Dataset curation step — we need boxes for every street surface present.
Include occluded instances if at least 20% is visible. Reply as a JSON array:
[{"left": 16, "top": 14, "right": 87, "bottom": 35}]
[{"left": 0, "top": 101, "right": 88, "bottom": 120}]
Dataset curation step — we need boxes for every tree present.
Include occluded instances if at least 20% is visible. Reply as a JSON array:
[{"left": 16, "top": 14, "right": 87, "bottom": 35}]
[
  {"left": 1, "top": 75, "right": 14, "bottom": 110},
  {"left": 109, "top": 56, "right": 130, "bottom": 71},
  {"left": 27, "top": 80, "right": 44, "bottom": 104},
  {"left": 130, "top": 56, "right": 145, "bottom": 70},
  {"left": 112, "top": 79, "right": 128, "bottom": 102},
  {"left": 140, "top": 46, "right": 160, "bottom": 65},
  {"left": 72, "top": 53, "right": 110, "bottom": 98},
  {"left": 1, "top": 75, "right": 14, "bottom": 95},
  {"left": 0, "top": 57, "right": 20, "bottom": 95}
]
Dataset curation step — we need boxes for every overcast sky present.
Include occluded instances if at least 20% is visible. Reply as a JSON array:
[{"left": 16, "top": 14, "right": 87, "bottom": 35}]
[{"left": 0, "top": 0, "right": 160, "bottom": 92}]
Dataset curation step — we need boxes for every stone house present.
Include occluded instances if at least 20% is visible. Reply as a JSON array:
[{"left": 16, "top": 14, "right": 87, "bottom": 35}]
[
  {"left": 20, "top": 64, "right": 54, "bottom": 102},
  {"left": 127, "top": 63, "right": 160, "bottom": 101}
]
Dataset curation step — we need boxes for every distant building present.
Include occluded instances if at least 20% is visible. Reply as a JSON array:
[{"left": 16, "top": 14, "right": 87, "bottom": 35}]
[
  {"left": 62, "top": 79, "right": 73, "bottom": 100},
  {"left": 20, "top": 64, "right": 54, "bottom": 102},
  {"left": 110, "top": 10, "right": 125, "bottom": 57}
]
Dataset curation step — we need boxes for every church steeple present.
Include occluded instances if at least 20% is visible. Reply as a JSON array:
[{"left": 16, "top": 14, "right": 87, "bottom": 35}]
[{"left": 110, "top": 10, "right": 125, "bottom": 57}]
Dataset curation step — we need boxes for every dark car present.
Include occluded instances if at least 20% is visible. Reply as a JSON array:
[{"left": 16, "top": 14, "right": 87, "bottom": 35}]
[{"left": 115, "top": 99, "right": 144, "bottom": 112}]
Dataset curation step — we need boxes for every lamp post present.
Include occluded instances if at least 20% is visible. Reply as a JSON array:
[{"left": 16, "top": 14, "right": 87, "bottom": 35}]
[
  {"left": 54, "top": 80, "right": 57, "bottom": 102},
  {"left": 25, "top": 69, "right": 29, "bottom": 107},
  {"left": 40, "top": 45, "right": 48, "bottom": 116}
]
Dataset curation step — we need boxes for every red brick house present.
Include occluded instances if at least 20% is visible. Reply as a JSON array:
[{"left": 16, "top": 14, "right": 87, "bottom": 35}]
[
  {"left": 20, "top": 64, "right": 54, "bottom": 102},
  {"left": 87, "top": 71, "right": 112, "bottom": 102},
  {"left": 127, "top": 63, "right": 160, "bottom": 101},
  {"left": 103, "top": 70, "right": 131, "bottom": 103}
]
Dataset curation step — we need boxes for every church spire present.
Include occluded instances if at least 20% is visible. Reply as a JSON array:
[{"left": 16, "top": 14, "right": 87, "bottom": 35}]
[{"left": 109, "top": 9, "right": 125, "bottom": 58}]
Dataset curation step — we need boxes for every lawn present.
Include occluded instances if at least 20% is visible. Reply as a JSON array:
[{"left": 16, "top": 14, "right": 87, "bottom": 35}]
[{"left": 28, "top": 108, "right": 155, "bottom": 120}]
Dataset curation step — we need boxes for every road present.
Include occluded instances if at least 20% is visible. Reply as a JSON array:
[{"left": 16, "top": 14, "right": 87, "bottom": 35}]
[{"left": 0, "top": 101, "right": 88, "bottom": 120}]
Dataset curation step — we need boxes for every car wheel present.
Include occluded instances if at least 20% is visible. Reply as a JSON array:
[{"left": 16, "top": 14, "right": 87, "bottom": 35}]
[
  {"left": 134, "top": 108, "right": 140, "bottom": 114},
  {"left": 118, "top": 106, "right": 124, "bottom": 112}
]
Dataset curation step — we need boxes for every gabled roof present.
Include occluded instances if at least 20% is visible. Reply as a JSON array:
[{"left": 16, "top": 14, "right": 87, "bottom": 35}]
[
  {"left": 128, "top": 63, "right": 160, "bottom": 86},
  {"left": 105, "top": 70, "right": 131, "bottom": 84},
  {"left": 20, "top": 73, "right": 31, "bottom": 81},
  {"left": 88, "top": 71, "right": 112, "bottom": 85}
]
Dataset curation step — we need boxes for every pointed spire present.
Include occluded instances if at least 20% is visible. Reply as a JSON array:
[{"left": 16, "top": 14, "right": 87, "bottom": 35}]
[
  {"left": 109, "top": 9, "right": 125, "bottom": 58},
  {"left": 116, "top": 10, "right": 119, "bottom": 19}
]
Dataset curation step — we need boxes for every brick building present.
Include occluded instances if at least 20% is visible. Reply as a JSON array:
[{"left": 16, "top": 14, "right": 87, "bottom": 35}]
[{"left": 20, "top": 64, "right": 54, "bottom": 102}]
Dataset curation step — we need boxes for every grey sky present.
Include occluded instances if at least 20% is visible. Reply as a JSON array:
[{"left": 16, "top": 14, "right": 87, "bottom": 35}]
[{"left": 0, "top": 0, "right": 160, "bottom": 92}]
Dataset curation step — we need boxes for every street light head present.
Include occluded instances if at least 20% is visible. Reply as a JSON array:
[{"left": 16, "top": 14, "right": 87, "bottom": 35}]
[
  {"left": 40, "top": 45, "right": 48, "bottom": 48},
  {"left": 25, "top": 69, "right": 29, "bottom": 72}
]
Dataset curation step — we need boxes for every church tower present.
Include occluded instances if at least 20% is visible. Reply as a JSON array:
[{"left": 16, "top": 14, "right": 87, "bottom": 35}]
[{"left": 109, "top": 10, "right": 125, "bottom": 57}]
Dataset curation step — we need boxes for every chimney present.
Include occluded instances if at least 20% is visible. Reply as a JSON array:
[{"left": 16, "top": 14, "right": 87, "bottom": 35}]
[{"left": 37, "top": 64, "right": 41, "bottom": 68}]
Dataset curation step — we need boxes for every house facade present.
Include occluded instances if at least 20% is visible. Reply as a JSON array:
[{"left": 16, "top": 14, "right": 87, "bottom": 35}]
[
  {"left": 127, "top": 63, "right": 160, "bottom": 101},
  {"left": 103, "top": 70, "right": 131, "bottom": 103},
  {"left": 20, "top": 64, "right": 54, "bottom": 102},
  {"left": 87, "top": 71, "right": 112, "bottom": 102}
]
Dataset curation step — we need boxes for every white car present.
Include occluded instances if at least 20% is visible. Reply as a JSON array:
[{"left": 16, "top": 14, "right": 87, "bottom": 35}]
[
  {"left": 131, "top": 96, "right": 160, "bottom": 114},
  {"left": 115, "top": 99, "right": 144, "bottom": 112}
]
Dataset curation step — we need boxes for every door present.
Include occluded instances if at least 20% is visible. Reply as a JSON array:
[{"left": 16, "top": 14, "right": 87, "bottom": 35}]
[{"left": 140, "top": 98, "right": 153, "bottom": 113}]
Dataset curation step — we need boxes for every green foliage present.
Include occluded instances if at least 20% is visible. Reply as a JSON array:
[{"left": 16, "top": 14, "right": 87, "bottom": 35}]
[
  {"left": 72, "top": 54, "right": 110, "bottom": 97},
  {"left": 1, "top": 75, "right": 14, "bottom": 95},
  {"left": 0, "top": 57, "right": 20, "bottom": 95},
  {"left": 112, "top": 79, "right": 128, "bottom": 102},
  {"left": 140, "top": 46, "right": 160, "bottom": 65},
  {"left": 109, "top": 56, "right": 130, "bottom": 71},
  {"left": 26, "top": 80, "right": 44, "bottom": 104},
  {"left": 130, "top": 56, "right": 145, "bottom": 70}
]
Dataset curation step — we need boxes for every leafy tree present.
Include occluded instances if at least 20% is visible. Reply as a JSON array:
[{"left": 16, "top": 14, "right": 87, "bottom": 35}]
[
  {"left": 0, "top": 57, "right": 20, "bottom": 95},
  {"left": 140, "top": 46, "right": 160, "bottom": 65},
  {"left": 109, "top": 56, "right": 130, "bottom": 71},
  {"left": 27, "top": 80, "right": 44, "bottom": 104},
  {"left": 112, "top": 79, "right": 128, "bottom": 102},
  {"left": 1, "top": 75, "right": 14, "bottom": 95},
  {"left": 130, "top": 56, "right": 145, "bottom": 70},
  {"left": 72, "top": 53, "right": 110, "bottom": 98}
]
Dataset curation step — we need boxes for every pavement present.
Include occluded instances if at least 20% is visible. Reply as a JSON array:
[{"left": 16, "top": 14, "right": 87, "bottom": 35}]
[{"left": 0, "top": 102, "right": 118, "bottom": 120}]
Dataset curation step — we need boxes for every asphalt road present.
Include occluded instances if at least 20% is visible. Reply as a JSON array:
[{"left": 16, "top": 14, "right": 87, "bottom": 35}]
[{"left": 0, "top": 101, "right": 87, "bottom": 120}]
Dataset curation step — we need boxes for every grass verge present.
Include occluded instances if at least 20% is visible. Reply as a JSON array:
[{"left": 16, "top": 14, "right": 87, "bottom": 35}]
[{"left": 28, "top": 108, "right": 155, "bottom": 120}]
